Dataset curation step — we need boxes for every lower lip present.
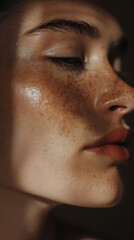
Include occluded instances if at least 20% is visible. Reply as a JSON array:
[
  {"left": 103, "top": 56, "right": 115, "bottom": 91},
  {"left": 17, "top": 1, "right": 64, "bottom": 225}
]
[{"left": 86, "top": 144, "right": 130, "bottom": 163}]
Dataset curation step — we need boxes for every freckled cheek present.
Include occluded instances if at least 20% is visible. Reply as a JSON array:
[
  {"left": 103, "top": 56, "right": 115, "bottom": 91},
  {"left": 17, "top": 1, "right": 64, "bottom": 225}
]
[
  {"left": 12, "top": 62, "right": 98, "bottom": 134},
  {"left": 12, "top": 69, "right": 69, "bottom": 112},
  {"left": 12, "top": 83, "right": 72, "bottom": 144},
  {"left": 12, "top": 83, "right": 48, "bottom": 124}
]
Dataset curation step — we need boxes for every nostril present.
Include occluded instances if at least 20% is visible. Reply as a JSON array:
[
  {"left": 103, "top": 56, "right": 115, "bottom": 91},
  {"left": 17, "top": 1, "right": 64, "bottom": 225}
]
[{"left": 109, "top": 105, "right": 127, "bottom": 111}]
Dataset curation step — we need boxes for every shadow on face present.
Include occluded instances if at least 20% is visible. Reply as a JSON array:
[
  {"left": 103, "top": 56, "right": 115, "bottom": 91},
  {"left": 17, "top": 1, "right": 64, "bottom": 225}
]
[{"left": 0, "top": 0, "right": 134, "bottom": 212}]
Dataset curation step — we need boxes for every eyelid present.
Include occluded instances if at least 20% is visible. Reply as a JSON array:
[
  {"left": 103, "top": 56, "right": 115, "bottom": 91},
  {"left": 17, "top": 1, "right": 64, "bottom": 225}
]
[
  {"left": 45, "top": 56, "right": 85, "bottom": 71},
  {"left": 46, "top": 56, "right": 84, "bottom": 63},
  {"left": 42, "top": 46, "right": 83, "bottom": 58},
  {"left": 43, "top": 46, "right": 70, "bottom": 54}
]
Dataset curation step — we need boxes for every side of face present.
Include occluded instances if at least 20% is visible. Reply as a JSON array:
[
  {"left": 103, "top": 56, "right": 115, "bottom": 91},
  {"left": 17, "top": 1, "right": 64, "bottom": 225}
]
[{"left": 0, "top": 0, "right": 134, "bottom": 207}]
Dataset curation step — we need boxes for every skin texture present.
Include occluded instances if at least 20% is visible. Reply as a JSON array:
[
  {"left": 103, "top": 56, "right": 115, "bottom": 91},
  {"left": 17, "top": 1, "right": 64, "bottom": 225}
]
[{"left": 0, "top": 0, "right": 134, "bottom": 239}]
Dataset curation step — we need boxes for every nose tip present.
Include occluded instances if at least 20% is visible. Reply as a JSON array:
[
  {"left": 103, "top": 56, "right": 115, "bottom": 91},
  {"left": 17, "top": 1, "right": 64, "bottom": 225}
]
[{"left": 95, "top": 86, "right": 134, "bottom": 118}]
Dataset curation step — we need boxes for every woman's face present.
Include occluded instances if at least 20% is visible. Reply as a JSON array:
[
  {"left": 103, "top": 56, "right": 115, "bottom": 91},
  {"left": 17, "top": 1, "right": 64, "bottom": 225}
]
[{"left": 0, "top": 0, "right": 134, "bottom": 207}]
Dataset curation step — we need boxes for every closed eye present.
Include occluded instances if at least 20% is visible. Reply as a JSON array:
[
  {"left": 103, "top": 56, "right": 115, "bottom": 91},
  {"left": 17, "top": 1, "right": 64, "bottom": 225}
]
[{"left": 46, "top": 57, "right": 85, "bottom": 71}]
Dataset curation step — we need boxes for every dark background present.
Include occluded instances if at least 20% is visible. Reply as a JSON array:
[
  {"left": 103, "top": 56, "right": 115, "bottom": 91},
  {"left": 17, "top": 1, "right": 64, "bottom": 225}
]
[{"left": 52, "top": 1, "right": 134, "bottom": 239}]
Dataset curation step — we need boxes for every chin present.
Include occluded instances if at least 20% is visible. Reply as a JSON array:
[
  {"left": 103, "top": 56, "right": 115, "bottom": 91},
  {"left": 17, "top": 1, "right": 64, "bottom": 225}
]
[
  {"left": 64, "top": 186, "right": 123, "bottom": 209},
  {"left": 74, "top": 189, "right": 123, "bottom": 208},
  {"left": 98, "top": 172, "right": 124, "bottom": 208},
  {"left": 75, "top": 193, "right": 123, "bottom": 208},
  {"left": 97, "top": 187, "right": 123, "bottom": 208},
  {"left": 88, "top": 182, "right": 123, "bottom": 208},
  {"left": 67, "top": 171, "right": 124, "bottom": 208}
]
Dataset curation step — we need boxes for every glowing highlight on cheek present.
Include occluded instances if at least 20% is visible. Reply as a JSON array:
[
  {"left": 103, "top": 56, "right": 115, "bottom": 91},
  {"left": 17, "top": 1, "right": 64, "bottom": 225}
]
[{"left": 25, "top": 88, "right": 41, "bottom": 103}]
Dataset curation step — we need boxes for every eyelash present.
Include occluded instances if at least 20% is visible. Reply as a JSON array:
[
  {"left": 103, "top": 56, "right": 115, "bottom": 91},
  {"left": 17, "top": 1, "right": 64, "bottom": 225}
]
[
  {"left": 47, "top": 57, "right": 85, "bottom": 71},
  {"left": 46, "top": 56, "right": 126, "bottom": 80}
]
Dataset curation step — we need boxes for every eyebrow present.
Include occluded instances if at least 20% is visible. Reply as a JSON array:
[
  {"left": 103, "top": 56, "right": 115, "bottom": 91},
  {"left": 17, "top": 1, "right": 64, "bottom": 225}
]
[{"left": 25, "top": 18, "right": 100, "bottom": 38}]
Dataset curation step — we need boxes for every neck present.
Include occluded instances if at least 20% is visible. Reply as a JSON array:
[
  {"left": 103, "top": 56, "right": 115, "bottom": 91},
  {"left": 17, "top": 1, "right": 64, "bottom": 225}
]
[{"left": 0, "top": 186, "right": 58, "bottom": 240}]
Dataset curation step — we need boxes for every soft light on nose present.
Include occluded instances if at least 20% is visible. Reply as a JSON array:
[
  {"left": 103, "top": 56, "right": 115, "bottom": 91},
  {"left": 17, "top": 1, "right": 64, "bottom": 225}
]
[
  {"left": 95, "top": 79, "right": 134, "bottom": 119},
  {"left": 103, "top": 97, "right": 129, "bottom": 113}
]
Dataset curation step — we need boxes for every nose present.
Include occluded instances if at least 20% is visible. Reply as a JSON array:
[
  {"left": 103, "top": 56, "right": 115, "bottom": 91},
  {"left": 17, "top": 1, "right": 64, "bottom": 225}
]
[{"left": 95, "top": 69, "right": 134, "bottom": 119}]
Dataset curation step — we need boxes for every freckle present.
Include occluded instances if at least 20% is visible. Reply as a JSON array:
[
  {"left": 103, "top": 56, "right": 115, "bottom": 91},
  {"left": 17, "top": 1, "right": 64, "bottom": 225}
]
[{"left": 40, "top": 112, "right": 43, "bottom": 117}]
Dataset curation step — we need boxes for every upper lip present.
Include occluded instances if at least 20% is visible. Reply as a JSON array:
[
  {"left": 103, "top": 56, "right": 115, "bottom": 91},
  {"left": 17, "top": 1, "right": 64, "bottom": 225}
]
[{"left": 85, "top": 127, "right": 133, "bottom": 149}]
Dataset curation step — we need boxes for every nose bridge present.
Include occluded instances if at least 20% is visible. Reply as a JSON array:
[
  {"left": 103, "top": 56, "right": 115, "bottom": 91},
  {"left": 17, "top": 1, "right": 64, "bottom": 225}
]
[{"left": 95, "top": 69, "right": 134, "bottom": 115}]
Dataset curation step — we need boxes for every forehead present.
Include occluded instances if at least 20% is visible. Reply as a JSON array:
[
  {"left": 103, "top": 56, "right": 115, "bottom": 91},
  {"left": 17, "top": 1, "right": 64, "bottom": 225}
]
[{"left": 19, "top": 0, "right": 123, "bottom": 40}]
